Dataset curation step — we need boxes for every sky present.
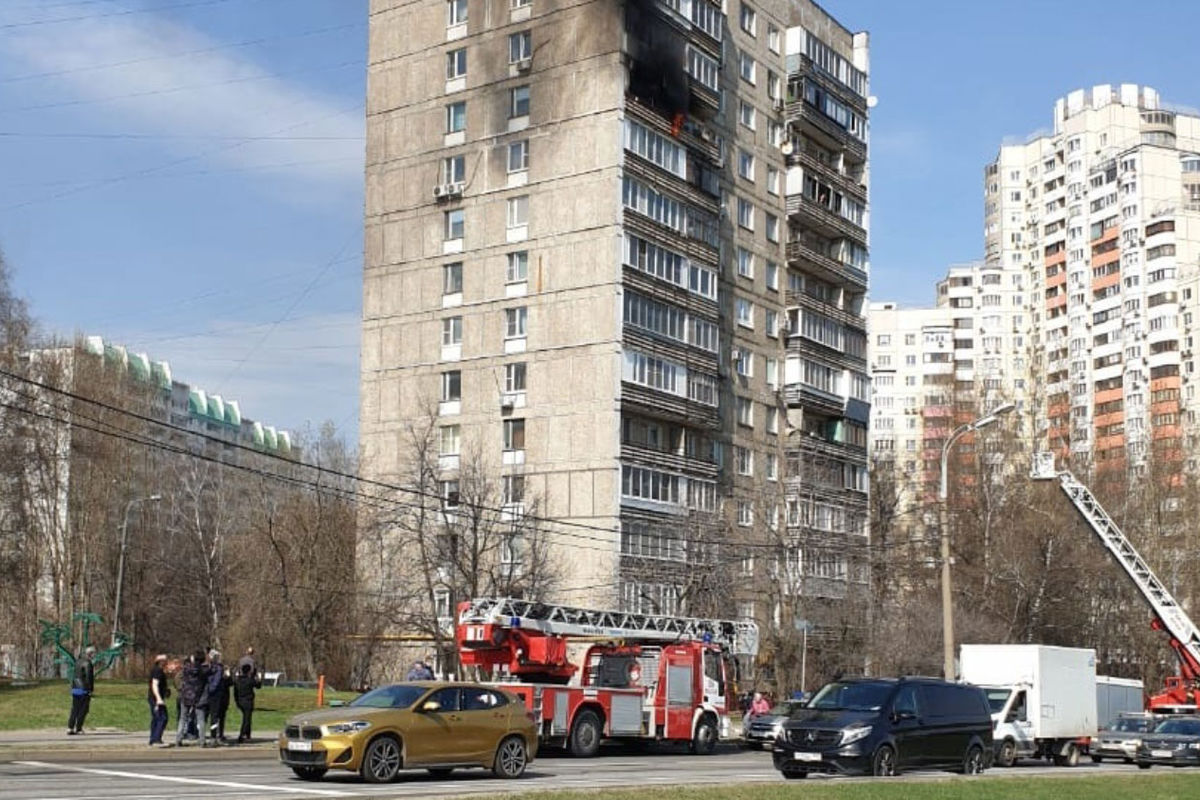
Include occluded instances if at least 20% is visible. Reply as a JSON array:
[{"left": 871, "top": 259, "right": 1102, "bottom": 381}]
[{"left": 2, "top": 0, "right": 1199, "bottom": 440}]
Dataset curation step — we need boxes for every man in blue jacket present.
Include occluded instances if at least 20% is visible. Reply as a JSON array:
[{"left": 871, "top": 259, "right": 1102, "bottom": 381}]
[{"left": 67, "top": 646, "right": 96, "bottom": 735}]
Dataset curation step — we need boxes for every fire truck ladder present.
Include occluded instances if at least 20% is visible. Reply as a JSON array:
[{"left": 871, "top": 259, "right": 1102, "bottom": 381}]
[
  {"left": 458, "top": 596, "right": 760, "bottom": 658},
  {"left": 1032, "top": 453, "right": 1200, "bottom": 678}
]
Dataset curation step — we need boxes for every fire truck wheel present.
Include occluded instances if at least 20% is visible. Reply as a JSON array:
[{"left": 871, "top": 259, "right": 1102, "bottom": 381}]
[
  {"left": 569, "top": 710, "right": 602, "bottom": 758},
  {"left": 691, "top": 716, "right": 717, "bottom": 755}
]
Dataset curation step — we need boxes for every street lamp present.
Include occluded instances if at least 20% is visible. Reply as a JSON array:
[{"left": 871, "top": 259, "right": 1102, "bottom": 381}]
[
  {"left": 939, "top": 402, "right": 1014, "bottom": 679},
  {"left": 112, "top": 494, "right": 162, "bottom": 646}
]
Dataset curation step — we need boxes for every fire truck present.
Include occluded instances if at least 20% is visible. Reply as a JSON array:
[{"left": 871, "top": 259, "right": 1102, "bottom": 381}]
[
  {"left": 1032, "top": 453, "right": 1200, "bottom": 712},
  {"left": 455, "top": 596, "right": 759, "bottom": 756}
]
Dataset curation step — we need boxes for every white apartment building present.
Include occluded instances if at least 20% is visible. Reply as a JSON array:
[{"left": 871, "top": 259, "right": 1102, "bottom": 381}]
[{"left": 985, "top": 85, "right": 1200, "bottom": 475}]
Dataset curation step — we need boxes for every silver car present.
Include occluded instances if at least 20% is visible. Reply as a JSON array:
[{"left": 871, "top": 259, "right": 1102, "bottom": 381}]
[
  {"left": 1091, "top": 713, "right": 1161, "bottom": 763},
  {"left": 742, "top": 700, "right": 807, "bottom": 749}
]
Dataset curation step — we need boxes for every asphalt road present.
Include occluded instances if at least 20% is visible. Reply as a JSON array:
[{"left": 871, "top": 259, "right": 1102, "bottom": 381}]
[{"left": 1, "top": 748, "right": 1147, "bottom": 800}]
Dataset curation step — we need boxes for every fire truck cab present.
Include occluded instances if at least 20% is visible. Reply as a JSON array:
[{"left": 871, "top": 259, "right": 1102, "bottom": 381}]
[{"left": 456, "top": 597, "right": 758, "bottom": 756}]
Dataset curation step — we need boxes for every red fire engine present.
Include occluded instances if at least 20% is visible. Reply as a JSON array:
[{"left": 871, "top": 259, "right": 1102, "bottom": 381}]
[{"left": 456, "top": 597, "right": 759, "bottom": 756}]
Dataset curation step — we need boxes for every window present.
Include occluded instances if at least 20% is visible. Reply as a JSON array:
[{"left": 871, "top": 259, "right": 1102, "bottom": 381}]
[
  {"left": 766, "top": 213, "right": 779, "bottom": 242},
  {"left": 442, "top": 155, "right": 465, "bottom": 184},
  {"left": 622, "top": 177, "right": 683, "bottom": 231},
  {"left": 736, "top": 396, "right": 754, "bottom": 427},
  {"left": 765, "top": 261, "right": 779, "bottom": 291},
  {"left": 766, "top": 406, "right": 778, "bottom": 434},
  {"left": 504, "top": 362, "right": 526, "bottom": 393},
  {"left": 767, "top": 70, "right": 781, "bottom": 102},
  {"left": 508, "top": 30, "right": 531, "bottom": 63},
  {"left": 446, "top": 0, "right": 467, "bottom": 26},
  {"left": 446, "top": 48, "right": 466, "bottom": 79},
  {"left": 766, "top": 166, "right": 780, "bottom": 195},
  {"left": 441, "top": 480, "right": 460, "bottom": 509},
  {"left": 737, "top": 197, "right": 754, "bottom": 230},
  {"left": 442, "top": 316, "right": 462, "bottom": 346},
  {"left": 736, "top": 247, "right": 754, "bottom": 278},
  {"left": 505, "top": 307, "right": 528, "bottom": 339},
  {"left": 685, "top": 45, "right": 719, "bottom": 91},
  {"left": 503, "top": 419, "right": 525, "bottom": 451},
  {"left": 446, "top": 101, "right": 466, "bottom": 133},
  {"left": 739, "top": 3, "right": 756, "bottom": 35},
  {"left": 738, "top": 149, "right": 755, "bottom": 180},
  {"left": 440, "top": 424, "right": 460, "bottom": 455},
  {"left": 739, "top": 51, "right": 756, "bottom": 84},
  {"left": 510, "top": 85, "right": 530, "bottom": 117},
  {"left": 443, "top": 262, "right": 462, "bottom": 295},
  {"left": 739, "top": 101, "right": 756, "bottom": 130},
  {"left": 734, "top": 348, "right": 752, "bottom": 377},
  {"left": 507, "top": 140, "right": 529, "bottom": 172},
  {"left": 736, "top": 298, "right": 754, "bottom": 328},
  {"left": 511, "top": 0, "right": 531, "bottom": 6},
  {"left": 767, "top": 23, "right": 780, "bottom": 53},
  {"left": 501, "top": 475, "right": 525, "bottom": 506},
  {"left": 766, "top": 452, "right": 778, "bottom": 481},
  {"left": 735, "top": 446, "right": 753, "bottom": 476},
  {"left": 737, "top": 500, "right": 753, "bottom": 526},
  {"left": 441, "top": 370, "right": 461, "bottom": 402},
  {"left": 444, "top": 209, "right": 464, "bottom": 240},
  {"left": 506, "top": 251, "right": 528, "bottom": 283},
  {"left": 506, "top": 195, "right": 529, "bottom": 228},
  {"left": 765, "top": 309, "right": 778, "bottom": 337}
]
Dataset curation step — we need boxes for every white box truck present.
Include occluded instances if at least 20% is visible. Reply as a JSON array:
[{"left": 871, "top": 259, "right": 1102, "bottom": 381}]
[{"left": 960, "top": 644, "right": 1097, "bottom": 767}]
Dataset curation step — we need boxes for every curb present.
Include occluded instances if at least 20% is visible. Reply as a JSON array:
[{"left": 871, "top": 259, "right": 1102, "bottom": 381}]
[{"left": 0, "top": 745, "right": 277, "bottom": 765}]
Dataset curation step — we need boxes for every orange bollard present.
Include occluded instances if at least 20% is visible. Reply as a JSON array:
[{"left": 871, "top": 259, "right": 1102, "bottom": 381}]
[{"left": 317, "top": 674, "right": 325, "bottom": 707}]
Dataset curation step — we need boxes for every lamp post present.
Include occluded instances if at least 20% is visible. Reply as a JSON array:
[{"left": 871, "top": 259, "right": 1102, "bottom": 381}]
[
  {"left": 939, "top": 402, "right": 1014, "bottom": 679},
  {"left": 112, "top": 494, "right": 162, "bottom": 646}
]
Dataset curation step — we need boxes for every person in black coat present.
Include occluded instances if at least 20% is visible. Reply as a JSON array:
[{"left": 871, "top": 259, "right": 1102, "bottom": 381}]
[
  {"left": 66, "top": 646, "right": 96, "bottom": 735},
  {"left": 176, "top": 650, "right": 211, "bottom": 747},
  {"left": 233, "top": 662, "right": 262, "bottom": 743}
]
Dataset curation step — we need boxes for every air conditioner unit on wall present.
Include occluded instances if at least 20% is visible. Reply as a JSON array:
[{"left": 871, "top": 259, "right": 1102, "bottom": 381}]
[
  {"left": 516, "top": 58, "right": 532, "bottom": 73},
  {"left": 433, "top": 183, "right": 464, "bottom": 200}
]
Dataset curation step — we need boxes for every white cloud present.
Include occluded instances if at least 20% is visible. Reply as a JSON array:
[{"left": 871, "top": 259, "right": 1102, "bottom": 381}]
[{"left": 0, "top": 3, "right": 364, "bottom": 186}]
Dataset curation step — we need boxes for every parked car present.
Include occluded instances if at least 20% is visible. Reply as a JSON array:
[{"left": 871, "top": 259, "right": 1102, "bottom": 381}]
[
  {"left": 743, "top": 700, "right": 807, "bottom": 749},
  {"left": 278, "top": 682, "right": 537, "bottom": 782},
  {"left": 1091, "top": 713, "right": 1162, "bottom": 763},
  {"left": 771, "top": 677, "right": 993, "bottom": 779},
  {"left": 1135, "top": 716, "right": 1200, "bottom": 769}
]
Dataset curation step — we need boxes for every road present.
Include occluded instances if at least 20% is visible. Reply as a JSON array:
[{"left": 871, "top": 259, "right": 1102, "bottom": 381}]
[{"left": 0, "top": 746, "right": 1148, "bottom": 800}]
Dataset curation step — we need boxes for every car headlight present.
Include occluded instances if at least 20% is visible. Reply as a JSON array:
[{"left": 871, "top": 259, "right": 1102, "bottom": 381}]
[
  {"left": 1128, "top": 738, "right": 1141, "bottom": 748},
  {"left": 841, "top": 724, "right": 872, "bottom": 746},
  {"left": 322, "top": 720, "right": 372, "bottom": 735},
  {"left": 1188, "top": 743, "right": 1200, "bottom": 750}
]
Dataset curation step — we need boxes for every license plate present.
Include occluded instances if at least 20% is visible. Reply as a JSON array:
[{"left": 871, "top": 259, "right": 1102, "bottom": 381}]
[
  {"left": 794, "top": 751, "right": 822, "bottom": 762},
  {"left": 287, "top": 740, "right": 313, "bottom": 752},
  {"left": 1151, "top": 749, "right": 1173, "bottom": 759}
]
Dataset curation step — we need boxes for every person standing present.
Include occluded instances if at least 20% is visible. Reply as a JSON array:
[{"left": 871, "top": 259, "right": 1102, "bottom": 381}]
[
  {"left": 236, "top": 646, "right": 257, "bottom": 679},
  {"left": 176, "top": 649, "right": 210, "bottom": 747},
  {"left": 207, "top": 650, "right": 231, "bottom": 745},
  {"left": 233, "top": 662, "right": 261, "bottom": 743},
  {"left": 148, "top": 654, "right": 170, "bottom": 747},
  {"left": 66, "top": 646, "right": 96, "bottom": 735}
]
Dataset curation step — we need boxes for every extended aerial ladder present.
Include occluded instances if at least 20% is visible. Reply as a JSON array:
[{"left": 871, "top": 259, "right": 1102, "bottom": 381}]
[
  {"left": 457, "top": 596, "right": 759, "bottom": 684},
  {"left": 1032, "top": 453, "right": 1200, "bottom": 711}
]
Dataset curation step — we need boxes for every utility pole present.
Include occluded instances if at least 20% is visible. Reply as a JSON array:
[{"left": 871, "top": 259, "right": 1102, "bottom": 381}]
[{"left": 112, "top": 494, "right": 162, "bottom": 646}]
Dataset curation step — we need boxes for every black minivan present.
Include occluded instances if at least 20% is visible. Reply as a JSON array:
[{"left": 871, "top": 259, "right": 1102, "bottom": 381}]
[{"left": 772, "top": 677, "right": 993, "bottom": 779}]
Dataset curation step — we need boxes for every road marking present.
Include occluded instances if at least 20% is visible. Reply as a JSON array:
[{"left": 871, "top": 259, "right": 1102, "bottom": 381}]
[{"left": 15, "top": 762, "right": 347, "bottom": 796}]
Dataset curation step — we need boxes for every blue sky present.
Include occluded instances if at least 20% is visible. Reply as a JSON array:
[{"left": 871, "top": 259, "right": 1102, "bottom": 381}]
[{"left": 2, "top": 0, "right": 1198, "bottom": 438}]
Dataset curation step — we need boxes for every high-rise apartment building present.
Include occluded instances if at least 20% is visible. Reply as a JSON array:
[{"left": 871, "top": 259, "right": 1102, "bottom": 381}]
[
  {"left": 985, "top": 85, "right": 1200, "bottom": 474},
  {"left": 360, "top": 1, "right": 869, "bottom": 636}
]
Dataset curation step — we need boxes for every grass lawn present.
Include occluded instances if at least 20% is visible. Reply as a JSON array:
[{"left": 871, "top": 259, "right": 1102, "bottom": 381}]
[
  {"left": 473, "top": 774, "right": 1200, "bottom": 800},
  {"left": 0, "top": 680, "right": 356, "bottom": 733}
]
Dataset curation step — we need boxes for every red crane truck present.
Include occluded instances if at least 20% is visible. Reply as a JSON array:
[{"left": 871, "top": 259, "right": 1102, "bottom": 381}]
[{"left": 455, "top": 597, "right": 759, "bottom": 756}]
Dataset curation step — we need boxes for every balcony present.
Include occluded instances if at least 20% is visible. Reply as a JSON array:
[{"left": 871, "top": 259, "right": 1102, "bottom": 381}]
[
  {"left": 790, "top": 148, "right": 868, "bottom": 205},
  {"left": 786, "top": 236, "right": 868, "bottom": 291},
  {"left": 786, "top": 100, "right": 866, "bottom": 164},
  {"left": 786, "top": 194, "right": 867, "bottom": 244}
]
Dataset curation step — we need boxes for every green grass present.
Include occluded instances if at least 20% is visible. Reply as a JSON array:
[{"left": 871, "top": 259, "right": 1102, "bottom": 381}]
[
  {"left": 469, "top": 775, "right": 1200, "bottom": 800},
  {"left": 0, "top": 680, "right": 356, "bottom": 733}
]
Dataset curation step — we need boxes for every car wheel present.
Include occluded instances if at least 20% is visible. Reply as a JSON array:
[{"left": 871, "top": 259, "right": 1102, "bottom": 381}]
[
  {"left": 493, "top": 735, "right": 528, "bottom": 779},
  {"left": 1091, "top": 755, "right": 1102, "bottom": 764},
  {"left": 426, "top": 768, "right": 454, "bottom": 778},
  {"left": 1138, "top": 762, "right": 1152, "bottom": 770},
  {"left": 872, "top": 744, "right": 898, "bottom": 777},
  {"left": 361, "top": 736, "right": 402, "bottom": 783},
  {"left": 962, "top": 744, "right": 985, "bottom": 775},
  {"left": 997, "top": 739, "right": 1017, "bottom": 768},
  {"left": 569, "top": 709, "right": 602, "bottom": 758},
  {"left": 291, "top": 767, "right": 327, "bottom": 781},
  {"left": 691, "top": 716, "right": 717, "bottom": 756},
  {"left": 782, "top": 770, "right": 808, "bottom": 780}
]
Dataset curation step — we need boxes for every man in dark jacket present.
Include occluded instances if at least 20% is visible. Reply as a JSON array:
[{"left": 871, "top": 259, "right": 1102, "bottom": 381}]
[
  {"left": 176, "top": 649, "right": 211, "bottom": 747},
  {"left": 206, "top": 650, "right": 231, "bottom": 745},
  {"left": 66, "top": 646, "right": 96, "bottom": 735},
  {"left": 233, "top": 662, "right": 261, "bottom": 743},
  {"left": 147, "top": 653, "right": 170, "bottom": 746}
]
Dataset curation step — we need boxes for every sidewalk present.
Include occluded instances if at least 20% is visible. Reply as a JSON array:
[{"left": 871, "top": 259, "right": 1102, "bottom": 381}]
[{"left": 0, "top": 728, "right": 277, "bottom": 764}]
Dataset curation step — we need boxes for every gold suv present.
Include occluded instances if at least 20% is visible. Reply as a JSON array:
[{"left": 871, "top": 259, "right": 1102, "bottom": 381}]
[{"left": 279, "top": 682, "right": 537, "bottom": 783}]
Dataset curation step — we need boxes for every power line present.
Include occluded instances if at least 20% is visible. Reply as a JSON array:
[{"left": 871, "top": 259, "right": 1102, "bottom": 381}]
[
  {"left": 0, "top": 132, "right": 363, "bottom": 141},
  {"left": 0, "top": 0, "right": 248, "bottom": 30}
]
